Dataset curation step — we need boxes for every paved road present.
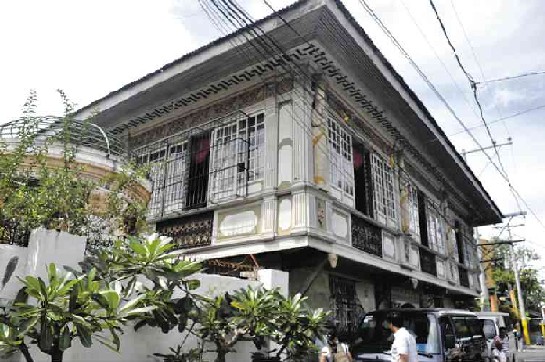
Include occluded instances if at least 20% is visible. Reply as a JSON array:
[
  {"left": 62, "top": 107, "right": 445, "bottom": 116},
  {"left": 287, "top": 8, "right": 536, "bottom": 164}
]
[{"left": 515, "top": 346, "right": 545, "bottom": 362}]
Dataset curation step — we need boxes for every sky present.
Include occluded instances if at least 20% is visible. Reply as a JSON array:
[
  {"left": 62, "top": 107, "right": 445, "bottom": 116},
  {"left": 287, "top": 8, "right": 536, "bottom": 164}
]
[{"left": 1, "top": 0, "right": 544, "bottom": 268}]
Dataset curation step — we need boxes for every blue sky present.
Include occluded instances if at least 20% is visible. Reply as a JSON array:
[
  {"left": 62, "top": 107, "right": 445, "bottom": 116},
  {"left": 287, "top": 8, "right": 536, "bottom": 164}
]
[{"left": 1, "top": 0, "right": 544, "bottom": 264}]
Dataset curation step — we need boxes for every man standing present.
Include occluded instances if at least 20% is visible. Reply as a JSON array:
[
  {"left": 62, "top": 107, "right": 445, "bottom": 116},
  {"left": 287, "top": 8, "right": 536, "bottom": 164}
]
[
  {"left": 386, "top": 313, "right": 418, "bottom": 362},
  {"left": 493, "top": 327, "right": 510, "bottom": 362}
]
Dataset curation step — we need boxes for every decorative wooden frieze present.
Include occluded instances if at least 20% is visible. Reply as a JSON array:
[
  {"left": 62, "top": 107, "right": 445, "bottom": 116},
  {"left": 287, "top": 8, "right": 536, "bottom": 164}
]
[
  {"left": 156, "top": 212, "right": 214, "bottom": 249},
  {"left": 131, "top": 84, "right": 266, "bottom": 148}
]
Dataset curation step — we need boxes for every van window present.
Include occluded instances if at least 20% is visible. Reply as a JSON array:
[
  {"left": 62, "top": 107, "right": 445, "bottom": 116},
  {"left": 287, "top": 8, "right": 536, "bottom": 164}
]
[
  {"left": 452, "top": 317, "right": 471, "bottom": 339},
  {"left": 467, "top": 317, "right": 484, "bottom": 337},
  {"left": 452, "top": 316, "right": 484, "bottom": 340},
  {"left": 356, "top": 312, "right": 441, "bottom": 354},
  {"left": 483, "top": 319, "right": 496, "bottom": 339}
]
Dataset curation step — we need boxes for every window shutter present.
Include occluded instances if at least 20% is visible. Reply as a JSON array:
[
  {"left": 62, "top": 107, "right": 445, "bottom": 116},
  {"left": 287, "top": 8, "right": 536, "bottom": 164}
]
[
  {"left": 364, "top": 150, "right": 374, "bottom": 218},
  {"left": 418, "top": 190, "right": 429, "bottom": 247},
  {"left": 353, "top": 143, "right": 373, "bottom": 217},
  {"left": 455, "top": 221, "right": 465, "bottom": 263}
]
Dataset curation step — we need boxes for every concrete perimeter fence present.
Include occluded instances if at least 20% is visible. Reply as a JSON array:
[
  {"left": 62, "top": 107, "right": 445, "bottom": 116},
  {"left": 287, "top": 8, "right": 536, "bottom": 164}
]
[{"left": 0, "top": 228, "right": 288, "bottom": 362}]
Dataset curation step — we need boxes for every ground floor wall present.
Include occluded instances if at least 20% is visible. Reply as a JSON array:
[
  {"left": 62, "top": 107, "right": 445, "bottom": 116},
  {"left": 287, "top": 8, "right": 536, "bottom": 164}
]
[{"left": 287, "top": 264, "right": 471, "bottom": 341}]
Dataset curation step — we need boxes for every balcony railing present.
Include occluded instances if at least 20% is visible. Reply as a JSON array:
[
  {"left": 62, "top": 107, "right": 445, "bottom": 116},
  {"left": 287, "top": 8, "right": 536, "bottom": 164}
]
[
  {"left": 0, "top": 116, "right": 126, "bottom": 159},
  {"left": 419, "top": 247, "right": 437, "bottom": 276},
  {"left": 459, "top": 266, "right": 470, "bottom": 288},
  {"left": 156, "top": 211, "right": 214, "bottom": 250},
  {"left": 351, "top": 214, "right": 382, "bottom": 257}
]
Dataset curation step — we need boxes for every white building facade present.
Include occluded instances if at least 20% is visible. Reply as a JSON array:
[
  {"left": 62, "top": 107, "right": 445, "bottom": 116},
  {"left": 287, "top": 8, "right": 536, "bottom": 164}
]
[{"left": 76, "top": 0, "right": 502, "bottom": 338}]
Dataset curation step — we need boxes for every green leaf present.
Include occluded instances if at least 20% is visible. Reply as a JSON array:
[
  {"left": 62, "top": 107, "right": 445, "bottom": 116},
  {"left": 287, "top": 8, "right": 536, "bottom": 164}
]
[
  {"left": 99, "top": 290, "right": 121, "bottom": 311},
  {"left": 77, "top": 325, "right": 92, "bottom": 348},
  {"left": 47, "top": 263, "right": 57, "bottom": 281},
  {"left": 126, "top": 306, "right": 156, "bottom": 316},
  {"left": 19, "top": 316, "right": 38, "bottom": 334},
  {"left": 59, "top": 326, "right": 71, "bottom": 351},
  {"left": 119, "top": 294, "right": 146, "bottom": 314},
  {"left": 110, "top": 328, "right": 120, "bottom": 351},
  {"left": 21, "top": 276, "right": 40, "bottom": 293},
  {"left": 185, "top": 279, "right": 200, "bottom": 291},
  {"left": 129, "top": 241, "right": 147, "bottom": 256}
]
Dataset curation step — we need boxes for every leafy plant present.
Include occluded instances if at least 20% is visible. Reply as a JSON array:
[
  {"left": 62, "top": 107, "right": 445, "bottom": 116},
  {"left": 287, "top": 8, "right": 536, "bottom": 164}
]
[
  {"left": 269, "top": 293, "right": 328, "bottom": 360},
  {"left": 81, "top": 234, "right": 201, "bottom": 334},
  {"left": 0, "top": 235, "right": 202, "bottom": 362},
  {"left": 0, "top": 263, "right": 151, "bottom": 362},
  {"left": 194, "top": 288, "right": 329, "bottom": 362},
  {"left": 0, "top": 91, "right": 149, "bottom": 245}
]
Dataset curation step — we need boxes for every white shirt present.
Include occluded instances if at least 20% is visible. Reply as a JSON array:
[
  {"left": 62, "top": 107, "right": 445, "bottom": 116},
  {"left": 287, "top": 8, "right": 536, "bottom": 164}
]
[{"left": 391, "top": 327, "right": 418, "bottom": 362}]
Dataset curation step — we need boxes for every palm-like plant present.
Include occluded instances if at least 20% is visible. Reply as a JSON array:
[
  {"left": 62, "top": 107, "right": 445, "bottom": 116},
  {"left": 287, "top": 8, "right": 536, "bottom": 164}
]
[
  {"left": 0, "top": 235, "right": 202, "bottom": 362},
  {"left": 271, "top": 293, "right": 328, "bottom": 360},
  {"left": 82, "top": 234, "right": 201, "bottom": 334},
  {"left": 0, "top": 264, "right": 152, "bottom": 362}
]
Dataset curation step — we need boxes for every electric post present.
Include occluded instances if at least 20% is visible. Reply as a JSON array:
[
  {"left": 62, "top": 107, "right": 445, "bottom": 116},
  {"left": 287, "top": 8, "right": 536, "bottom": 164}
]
[{"left": 503, "top": 211, "right": 531, "bottom": 346}]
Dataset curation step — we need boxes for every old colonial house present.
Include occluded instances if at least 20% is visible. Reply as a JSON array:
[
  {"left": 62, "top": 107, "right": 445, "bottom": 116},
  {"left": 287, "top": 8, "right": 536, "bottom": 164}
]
[{"left": 75, "top": 0, "right": 502, "bottom": 336}]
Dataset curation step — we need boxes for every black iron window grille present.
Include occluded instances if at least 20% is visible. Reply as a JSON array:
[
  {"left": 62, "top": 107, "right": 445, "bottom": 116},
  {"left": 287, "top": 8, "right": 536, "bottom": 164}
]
[
  {"left": 419, "top": 246, "right": 437, "bottom": 276},
  {"left": 459, "top": 266, "right": 470, "bottom": 288},
  {"left": 133, "top": 111, "right": 265, "bottom": 219},
  {"left": 351, "top": 214, "right": 382, "bottom": 257},
  {"left": 330, "top": 275, "right": 361, "bottom": 340}
]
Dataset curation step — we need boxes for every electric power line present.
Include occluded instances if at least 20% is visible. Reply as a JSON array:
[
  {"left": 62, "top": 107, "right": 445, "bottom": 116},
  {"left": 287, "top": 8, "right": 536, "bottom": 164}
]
[
  {"left": 427, "top": 0, "right": 512, "bottom": 187},
  {"left": 447, "top": 0, "right": 511, "bottom": 138},
  {"left": 476, "top": 70, "right": 545, "bottom": 86},
  {"left": 357, "top": 0, "right": 545, "bottom": 231},
  {"left": 447, "top": 103, "right": 545, "bottom": 138}
]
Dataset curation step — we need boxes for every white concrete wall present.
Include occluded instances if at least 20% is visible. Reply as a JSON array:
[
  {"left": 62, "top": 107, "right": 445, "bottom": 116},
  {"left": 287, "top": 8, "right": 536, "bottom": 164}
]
[
  {"left": 0, "top": 228, "right": 86, "bottom": 303},
  {"left": 0, "top": 244, "right": 29, "bottom": 302},
  {"left": 0, "top": 228, "right": 289, "bottom": 362},
  {"left": 18, "top": 272, "right": 284, "bottom": 362}
]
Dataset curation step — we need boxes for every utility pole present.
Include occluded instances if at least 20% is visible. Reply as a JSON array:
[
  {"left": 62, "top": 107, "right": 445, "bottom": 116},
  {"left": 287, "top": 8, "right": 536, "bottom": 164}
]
[
  {"left": 476, "top": 228, "right": 490, "bottom": 311},
  {"left": 502, "top": 211, "right": 531, "bottom": 347},
  {"left": 508, "top": 224, "right": 531, "bottom": 346}
]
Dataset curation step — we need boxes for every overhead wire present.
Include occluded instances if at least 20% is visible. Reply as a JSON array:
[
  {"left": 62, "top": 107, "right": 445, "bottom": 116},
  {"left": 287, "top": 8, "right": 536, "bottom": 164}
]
[
  {"left": 397, "top": 0, "right": 481, "bottom": 119},
  {"left": 428, "top": 0, "right": 545, "bottom": 230},
  {"left": 357, "top": 0, "right": 545, "bottom": 231},
  {"left": 447, "top": 0, "right": 511, "bottom": 138},
  {"left": 427, "top": 0, "right": 511, "bottom": 186},
  {"left": 175, "top": 0, "right": 499, "bottom": 276},
  {"left": 255, "top": 0, "right": 504, "bottom": 255},
  {"left": 476, "top": 70, "right": 545, "bottom": 86},
  {"left": 447, "top": 104, "right": 545, "bottom": 138}
]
